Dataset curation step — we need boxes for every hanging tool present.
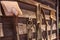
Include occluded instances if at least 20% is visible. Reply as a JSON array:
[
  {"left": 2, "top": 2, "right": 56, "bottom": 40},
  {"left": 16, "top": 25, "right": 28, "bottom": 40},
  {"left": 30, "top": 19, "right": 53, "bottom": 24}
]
[
  {"left": 27, "top": 17, "right": 36, "bottom": 40},
  {"left": 41, "top": 8, "right": 56, "bottom": 40},
  {"left": 27, "top": 17, "right": 34, "bottom": 40},
  {"left": 41, "top": 8, "right": 49, "bottom": 40},
  {"left": 50, "top": 11, "right": 56, "bottom": 40}
]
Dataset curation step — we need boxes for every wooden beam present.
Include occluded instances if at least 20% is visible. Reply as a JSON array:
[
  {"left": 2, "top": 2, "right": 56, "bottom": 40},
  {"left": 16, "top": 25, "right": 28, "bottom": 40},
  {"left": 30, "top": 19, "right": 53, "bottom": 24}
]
[
  {"left": 18, "top": 15, "right": 36, "bottom": 19},
  {"left": 40, "top": 4, "right": 56, "bottom": 12},
  {"left": 19, "top": 0, "right": 56, "bottom": 12},
  {"left": 42, "top": 0, "right": 56, "bottom": 6},
  {"left": 47, "top": 0, "right": 56, "bottom": 3}
]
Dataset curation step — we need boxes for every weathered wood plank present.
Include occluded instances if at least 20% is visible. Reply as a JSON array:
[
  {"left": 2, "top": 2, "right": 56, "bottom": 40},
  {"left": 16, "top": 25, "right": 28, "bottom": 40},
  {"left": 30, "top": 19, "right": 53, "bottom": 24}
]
[
  {"left": 0, "top": 23, "right": 4, "bottom": 37},
  {"left": 18, "top": 23, "right": 27, "bottom": 34},
  {"left": 18, "top": 9, "right": 36, "bottom": 18},
  {"left": 36, "top": 0, "right": 56, "bottom": 6},
  {"left": 45, "top": 0, "right": 56, "bottom": 5},
  {"left": 19, "top": 0, "right": 56, "bottom": 12}
]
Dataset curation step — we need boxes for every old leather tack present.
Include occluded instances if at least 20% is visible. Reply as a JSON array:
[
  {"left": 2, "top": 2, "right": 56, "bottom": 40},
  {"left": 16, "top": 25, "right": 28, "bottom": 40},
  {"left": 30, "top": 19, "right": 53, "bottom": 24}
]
[
  {"left": 50, "top": 11, "right": 56, "bottom": 21},
  {"left": 1, "top": 1, "right": 22, "bottom": 16},
  {"left": 27, "top": 18, "right": 33, "bottom": 40}
]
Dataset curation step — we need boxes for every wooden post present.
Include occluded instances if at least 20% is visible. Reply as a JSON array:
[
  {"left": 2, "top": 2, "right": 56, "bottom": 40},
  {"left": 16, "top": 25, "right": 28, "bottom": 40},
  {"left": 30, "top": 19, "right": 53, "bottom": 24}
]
[
  {"left": 36, "top": 4, "right": 42, "bottom": 40},
  {"left": 13, "top": 16, "right": 20, "bottom": 40},
  {"left": 57, "top": 0, "right": 59, "bottom": 40},
  {"left": 12, "top": 8, "right": 21, "bottom": 40}
]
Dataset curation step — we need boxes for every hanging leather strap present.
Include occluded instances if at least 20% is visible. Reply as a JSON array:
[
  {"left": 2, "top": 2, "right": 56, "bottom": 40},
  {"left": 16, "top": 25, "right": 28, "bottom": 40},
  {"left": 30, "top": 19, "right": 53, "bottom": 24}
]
[
  {"left": 27, "top": 18, "right": 35, "bottom": 40},
  {"left": 41, "top": 8, "right": 48, "bottom": 40},
  {"left": 50, "top": 11, "right": 56, "bottom": 40},
  {"left": 27, "top": 18, "right": 32, "bottom": 40}
]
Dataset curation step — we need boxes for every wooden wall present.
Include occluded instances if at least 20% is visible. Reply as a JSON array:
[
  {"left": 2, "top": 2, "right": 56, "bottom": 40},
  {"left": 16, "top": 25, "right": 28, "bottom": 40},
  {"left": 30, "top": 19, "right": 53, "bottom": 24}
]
[{"left": 0, "top": 0, "right": 57, "bottom": 40}]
